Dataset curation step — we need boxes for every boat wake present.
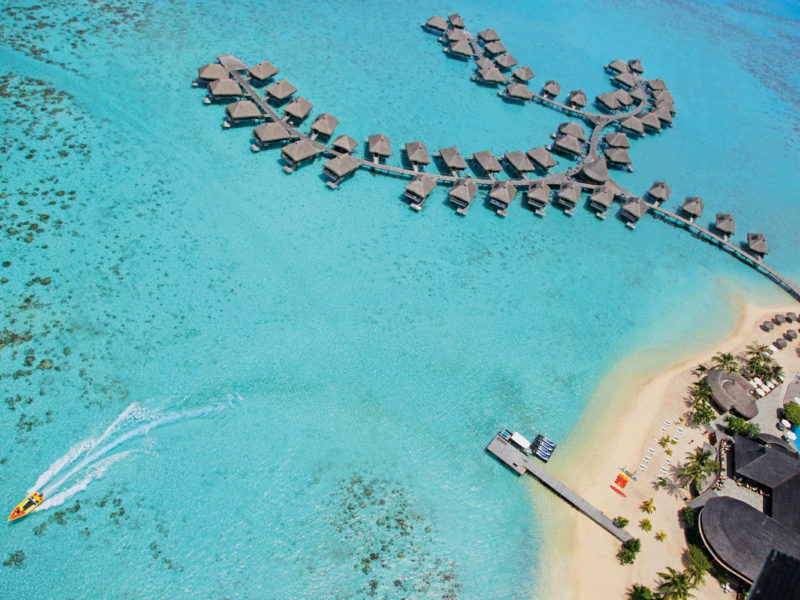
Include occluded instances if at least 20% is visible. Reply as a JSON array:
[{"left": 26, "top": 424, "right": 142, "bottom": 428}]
[{"left": 28, "top": 393, "right": 241, "bottom": 512}]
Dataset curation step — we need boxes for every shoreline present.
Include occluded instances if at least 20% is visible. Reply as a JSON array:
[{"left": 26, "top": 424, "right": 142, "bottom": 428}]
[{"left": 534, "top": 293, "right": 799, "bottom": 600}]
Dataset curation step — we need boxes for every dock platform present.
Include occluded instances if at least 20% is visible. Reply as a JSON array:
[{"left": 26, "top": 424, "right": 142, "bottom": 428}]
[{"left": 486, "top": 434, "right": 633, "bottom": 543}]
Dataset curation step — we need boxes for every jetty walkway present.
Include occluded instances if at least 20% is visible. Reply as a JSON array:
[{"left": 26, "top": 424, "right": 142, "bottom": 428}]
[
  {"left": 198, "top": 14, "right": 799, "bottom": 304},
  {"left": 486, "top": 434, "right": 633, "bottom": 543}
]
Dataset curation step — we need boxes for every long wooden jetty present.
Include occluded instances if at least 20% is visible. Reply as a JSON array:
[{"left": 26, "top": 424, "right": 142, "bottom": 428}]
[
  {"left": 486, "top": 433, "right": 633, "bottom": 543},
  {"left": 199, "top": 13, "right": 800, "bottom": 305}
]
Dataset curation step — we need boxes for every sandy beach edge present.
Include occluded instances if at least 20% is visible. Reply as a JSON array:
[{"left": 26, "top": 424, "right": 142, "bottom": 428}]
[{"left": 531, "top": 290, "right": 799, "bottom": 600}]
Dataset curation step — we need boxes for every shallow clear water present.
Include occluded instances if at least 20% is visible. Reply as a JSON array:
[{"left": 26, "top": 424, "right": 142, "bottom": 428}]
[{"left": 1, "top": 1, "right": 798, "bottom": 597}]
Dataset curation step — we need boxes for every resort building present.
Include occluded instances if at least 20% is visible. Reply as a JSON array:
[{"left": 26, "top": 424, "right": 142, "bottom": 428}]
[
  {"left": 281, "top": 139, "right": 321, "bottom": 173},
  {"left": 331, "top": 134, "right": 358, "bottom": 154},
  {"left": 512, "top": 66, "right": 535, "bottom": 82},
  {"left": 448, "top": 179, "right": 478, "bottom": 215},
  {"left": 248, "top": 60, "right": 278, "bottom": 84},
  {"left": 526, "top": 147, "right": 558, "bottom": 172},
  {"left": 568, "top": 89, "right": 587, "bottom": 108},
  {"left": 488, "top": 180, "right": 517, "bottom": 216},
  {"left": 469, "top": 150, "right": 502, "bottom": 176},
  {"left": 714, "top": 213, "right": 736, "bottom": 241},
  {"left": 588, "top": 185, "right": 614, "bottom": 219},
  {"left": 404, "top": 174, "right": 436, "bottom": 209},
  {"left": 265, "top": 79, "right": 297, "bottom": 103},
  {"left": 403, "top": 141, "right": 431, "bottom": 167},
  {"left": 495, "top": 53, "right": 518, "bottom": 69},
  {"left": 681, "top": 196, "right": 704, "bottom": 222},
  {"left": 706, "top": 369, "right": 758, "bottom": 418},
  {"left": 310, "top": 113, "right": 339, "bottom": 139},
  {"left": 436, "top": 146, "right": 468, "bottom": 173},
  {"left": 541, "top": 80, "right": 560, "bottom": 98},
  {"left": 555, "top": 182, "right": 580, "bottom": 215},
  {"left": 646, "top": 181, "right": 671, "bottom": 205},
  {"left": 502, "top": 151, "right": 535, "bottom": 176},
  {"left": 367, "top": 133, "right": 392, "bottom": 162},
  {"left": 525, "top": 181, "right": 551, "bottom": 216},
  {"left": 748, "top": 233, "right": 769, "bottom": 260},
  {"left": 620, "top": 196, "right": 648, "bottom": 228}
]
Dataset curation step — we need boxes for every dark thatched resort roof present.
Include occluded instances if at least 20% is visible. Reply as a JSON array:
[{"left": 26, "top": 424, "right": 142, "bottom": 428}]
[
  {"left": 208, "top": 78, "right": 242, "bottom": 98},
  {"left": 471, "top": 150, "right": 502, "bottom": 174},
  {"left": 647, "top": 181, "right": 671, "bottom": 203},
  {"left": 506, "top": 83, "right": 533, "bottom": 100},
  {"left": 405, "top": 174, "right": 436, "bottom": 203},
  {"left": 706, "top": 369, "right": 758, "bottom": 419},
  {"left": 589, "top": 185, "right": 614, "bottom": 210},
  {"left": 526, "top": 147, "right": 558, "bottom": 170},
  {"left": 424, "top": 16, "right": 448, "bottom": 31},
  {"left": 253, "top": 122, "right": 293, "bottom": 145},
  {"left": 226, "top": 100, "right": 261, "bottom": 121},
  {"left": 596, "top": 92, "right": 621, "bottom": 111},
  {"left": 619, "top": 115, "right": 645, "bottom": 135},
  {"left": 681, "top": 196, "right": 704, "bottom": 219},
  {"left": 552, "top": 134, "right": 583, "bottom": 157},
  {"left": 283, "top": 96, "right": 313, "bottom": 120},
  {"left": 438, "top": 146, "right": 467, "bottom": 171},
  {"left": 404, "top": 141, "right": 431, "bottom": 165},
  {"left": 448, "top": 13, "right": 465, "bottom": 28},
  {"left": 526, "top": 181, "right": 550, "bottom": 207},
  {"left": 621, "top": 197, "right": 648, "bottom": 224},
  {"left": 568, "top": 89, "right": 587, "bottom": 107},
  {"left": 557, "top": 121, "right": 586, "bottom": 142},
  {"left": 281, "top": 139, "right": 321, "bottom": 164},
  {"left": 198, "top": 63, "right": 228, "bottom": 82},
  {"left": 603, "top": 132, "right": 630, "bottom": 148},
  {"left": 613, "top": 71, "right": 637, "bottom": 89},
  {"left": 579, "top": 157, "right": 610, "bottom": 183},
  {"left": 368, "top": 133, "right": 392, "bottom": 158},
  {"left": 484, "top": 41, "right": 507, "bottom": 56},
  {"left": 628, "top": 59, "right": 644, "bottom": 73},
  {"left": 715, "top": 213, "right": 736, "bottom": 236},
  {"left": 748, "top": 233, "right": 769, "bottom": 256},
  {"left": 606, "top": 59, "right": 627, "bottom": 73},
  {"left": 323, "top": 154, "right": 360, "bottom": 179},
  {"left": 503, "top": 151, "right": 535, "bottom": 174},
  {"left": 541, "top": 80, "right": 561, "bottom": 97},
  {"left": 332, "top": 134, "right": 358, "bottom": 154},
  {"left": 449, "top": 179, "right": 478, "bottom": 208},
  {"left": 477, "top": 65, "right": 506, "bottom": 84},
  {"left": 249, "top": 60, "right": 279, "bottom": 82},
  {"left": 448, "top": 39, "right": 473, "bottom": 58},
  {"left": 478, "top": 28, "right": 500, "bottom": 42},
  {"left": 512, "top": 66, "right": 535, "bottom": 82},
  {"left": 489, "top": 180, "right": 517, "bottom": 209},
  {"left": 311, "top": 113, "right": 339, "bottom": 137},
  {"left": 603, "top": 147, "right": 631, "bottom": 166},
  {"left": 495, "top": 53, "right": 518, "bottom": 69},
  {"left": 265, "top": 79, "right": 297, "bottom": 101}
]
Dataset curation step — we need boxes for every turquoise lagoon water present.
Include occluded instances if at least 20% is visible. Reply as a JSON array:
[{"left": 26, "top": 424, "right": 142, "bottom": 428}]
[{"left": 1, "top": 1, "right": 799, "bottom": 597}]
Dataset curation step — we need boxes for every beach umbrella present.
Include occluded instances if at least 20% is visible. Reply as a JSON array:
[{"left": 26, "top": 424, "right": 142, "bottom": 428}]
[
  {"left": 784, "top": 430, "right": 797, "bottom": 441},
  {"left": 787, "top": 312, "right": 798, "bottom": 322},
  {"left": 774, "top": 314, "right": 787, "bottom": 325},
  {"left": 762, "top": 321, "right": 775, "bottom": 331},
  {"left": 787, "top": 329, "right": 798, "bottom": 340},
  {"left": 775, "top": 338, "right": 788, "bottom": 349}
]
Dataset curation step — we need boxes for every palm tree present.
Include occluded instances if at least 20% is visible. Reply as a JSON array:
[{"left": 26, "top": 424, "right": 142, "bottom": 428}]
[
  {"left": 657, "top": 567, "right": 694, "bottom": 599},
  {"left": 659, "top": 435, "right": 672, "bottom": 448},
  {"left": 627, "top": 584, "right": 654, "bottom": 600},
  {"left": 711, "top": 351, "right": 738, "bottom": 373},
  {"left": 744, "top": 342, "right": 769, "bottom": 360},
  {"left": 693, "top": 363, "right": 709, "bottom": 376},
  {"left": 655, "top": 530, "right": 668, "bottom": 541},
  {"left": 677, "top": 449, "right": 719, "bottom": 489},
  {"left": 771, "top": 364, "right": 785, "bottom": 382},
  {"left": 639, "top": 518, "right": 652, "bottom": 531},
  {"left": 684, "top": 545, "right": 711, "bottom": 587},
  {"left": 640, "top": 498, "right": 656, "bottom": 514},
  {"left": 692, "top": 380, "right": 712, "bottom": 401}
]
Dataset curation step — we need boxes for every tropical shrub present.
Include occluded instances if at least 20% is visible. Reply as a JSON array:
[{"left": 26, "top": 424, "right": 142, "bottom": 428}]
[
  {"left": 690, "top": 399, "right": 715, "bottom": 426},
  {"left": 724, "top": 415, "right": 760, "bottom": 439},
  {"left": 613, "top": 516, "right": 629, "bottom": 528},
  {"left": 679, "top": 506, "right": 697, "bottom": 529},
  {"left": 684, "top": 545, "right": 711, "bottom": 586},
  {"left": 617, "top": 538, "right": 642, "bottom": 565},
  {"left": 640, "top": 498, "right": 656, "bottom": 514},
  {"left": 627, "top": 584, "right": 654, "bottom": 600},
  {"left": 639, "top": 518, "right": 652, "bottom": 532},
  {"left": 783, "top": 403, "right": 800, "bottom": 427}
]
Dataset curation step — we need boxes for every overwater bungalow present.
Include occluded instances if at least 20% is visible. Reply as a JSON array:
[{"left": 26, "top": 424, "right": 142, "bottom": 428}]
[
  {"left": 310, "top": 113, "right": 338, "bottom": 139},
  {"left": 648, "top": 78, "right": 668, "bottom": 92},
  {"left": 640, "top": 112, "right": 662, "bottom": 132},
  {"left": 475, "top": 65, "right": 506, "bottom": 85},
  {"left": 578, "top": 157, "right": 610, "bottom": 184},
  {"left": 556, "top": 182, "right": 581, "bottom": 215},
  {"left": 248, "top": 60, "right": 278, "bottom": 84},
  {"left": 512, "top": 66, "right": 535, "bottom": 82},
  {"left": 619, "top": 115, "right": 645, "bottom": 136},
  {"left": 568, "top": 89, "right": 587, "bottom": 108},
  {"left": 196, "top": 63, "right": 228, "bottom": 85},
  {"left": 654, "top": 89, "right": 675, "bottom": 105},
  {"left": 283, "top": 96, "right": 313, "bottom": 123},
  {"left": 404, "top": 174, "right": 436, "bottom": 210},
  {"left": 484, "top": 41, "right": 507, "bottom": 56},
  {"left": 265, "top": 79, "right": 297, "bottom": 103},
  {"left": 403, "top": 141, "right": 431, "bottom": 167},
  {"left": 206, "top": 78, "right": 242, "bottom": 102},
  {"left": 252, "top": 122, "right": 293, "bottom": 150},
  {"left": 448, "top": 13, "right": 465, "bottom": 28},
  {"left": 630, "top": 87, "right": 646, "bottom": 103},
  {"left": 596, "top": 92, "right": 621, "bottom": 112},
  {"left": 223, "top": 100, "right": 262, "bottom": 127},
  {"left": 589, "top": 185, "right": 614, "bottom": 219},
  {"left": 603, "top": 132, "right": 630, "bottom": 148},
  {"left": 445, "top": 28, "right": 469, "bottom": 42},
  {"left": 448, "top": 179, "right": 478, "bottom": 215},
  {"left": 541, "top": 80, "right": 561, "bottom": 98},
  {"left": 323, "top": 154, "right": 360, "bottom": 189},
  {"left": 436, "top": 146, "right": 468, "bottom": 173},
  {"left": 647, "top": 181, "right": 671, "bottom": 204},
  {"left": 552, "top": 134, "right": 583, "bottom": 157},
  {"left": 475, "top": 57, "right": 493, "bottom": 70},
  {"left": 557, "top": 122, "right": 586, "bottom": 142},
  {"left": 502, "top": 151, "right": 535, "bottom": 176},
  {"left": 469, "top": 150, "right": 503, "bottom": 176},
  {"left": 681, "top": 196, "right": 704, "bottom": 222},
  {"left": 605, "top": 59, "right": 627, "bottom": 74},
  {"left": 478, "top": 28, "right": 500, "bottom": 42},
  {"left": 423, "top": 16, "right": 448, "bottom": 32},
  {"left": 614, "top": 89, "right": 634, "bottom": 107},
  {"left": 526, "top": 147, "right": 558, "bottom": 171},
  {"left": 603, "top": 147, "right": 632, "bottom": 168},
  {"left": 447, "top": 39, "right": 473, "bottom": 59},
  {"left": 488, "top": 180, "right": 517, "bottom": 216},
  {"left": 504, "top": 83, "right": 533, "bottom": 101},
  {"left": 654, "top": 106, "right": 674, "bottom": 126},
  {"left": 217, "top": 54, "right": 246, "bottom": 71},
  {"left": 495, "top": 53, "right": 518, "bottom": 69},
  {"left": 747, "top": 233, "right": 769, "bottom": 260},
  {"left": 628, "top": 59, "right": 644, "bottom": 74},
  {"left": 526, "top": 181, "right": 551, "bottom": 215},
  {"left": 621, "top": 197, "right": 649, "bottom": 228},
  {"left": 656, "top": 97, "right": 676, "bottom": 115},
  {"left": 714, "top": 213, "right": 735, "bottom": 240},
  {"left": 367, "top": 133, "right": 392, "bottom": 162},
  {"left": 281, "top": 139, "right": 321, "bottom": 173},
  {"left": 332, "top": 134, "right": 358, "bottom": 154},
  {"left": 613, "top": 71, "right": 637, "bottom": 89}
]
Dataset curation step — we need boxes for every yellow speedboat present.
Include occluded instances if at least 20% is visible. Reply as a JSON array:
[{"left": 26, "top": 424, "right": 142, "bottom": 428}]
[{"left": 8, "top": 492, "right": 43, "bottom": 521}]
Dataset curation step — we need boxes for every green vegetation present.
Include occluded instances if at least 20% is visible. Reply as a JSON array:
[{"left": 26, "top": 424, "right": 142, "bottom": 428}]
[
  {"left": 655, "top": 530, "right": 667, "bottom": 542},
  {"left": 743, "top": 343, "right": 783, "bottom": 382},
  {"left": 679, "top": 506, "right": 697, "bottom": 529},
  {"left": 783, "top": 403, "right": 800, "bottom": 427},
  {"left": 657, "top": 567, "right": 695, "bottom": 599},
  {"left": 640, "top": 498, "right": 656, "bottom": 514},
  {"left": 711, "top": 352, "right": 738, "bottom": 373},
  {"left": 617, "top": 538, "right": 642, "bottom": 565},
  {"left": 684, "top": 545, "right": 711, "bottom": 587},
  {"left": 627, "top": 584, "right": 655, "bottom": 600},
  {"left": 724, "top": 415, "right": 760, "bottom": 439},
  {"left": 613, "top": 516, "right": 629, "bottom": 528},
  {"left": 676, "top": 449, "right": 719, "bottom": 489},
  {"left": 639, "top": 518, "right": 652, "bottom": 532}
]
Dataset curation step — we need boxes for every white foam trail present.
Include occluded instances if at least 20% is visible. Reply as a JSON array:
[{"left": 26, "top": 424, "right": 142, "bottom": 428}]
[
  {"left": 39, "top": 451, "right": 133, "bottom": 510},
  {"left": 27, "top": 437, "right": 96, "bottom": 495}
]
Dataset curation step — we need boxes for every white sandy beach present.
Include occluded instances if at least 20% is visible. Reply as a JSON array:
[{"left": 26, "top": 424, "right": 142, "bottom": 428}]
[{"left": 534, "top": 297, "right": 800, "bottom": 600}]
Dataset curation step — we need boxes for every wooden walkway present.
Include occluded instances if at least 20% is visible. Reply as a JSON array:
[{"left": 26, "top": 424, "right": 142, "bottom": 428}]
[
  {"left": 206, "top": 14, "right": 800, "bottom": 305},
  {"left": 486, "top": 434, "right": 633, "bottom": 543}
]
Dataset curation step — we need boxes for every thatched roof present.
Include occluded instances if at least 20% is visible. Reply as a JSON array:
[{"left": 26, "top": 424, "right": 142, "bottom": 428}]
[
  {"left": 445, "top": 28, "right": 469, "bottom": 42},
  {"left": 557, "top": 182, "right": 581, "bottom": 205},
  {"left": 603, "top": 147, "right": 631, "bottom": 165},
  {"left": 323, "top": 154, "right": 360, "bottom": 178},
  {"left": 606, "top": 59, "right": 627, "bottom": 73},
  {"left": 590, "top": 186, "right": 614, "bottom": 209},
  {"left": 596, "top": 92, "right": 621, "bottom": 111},
  {"left": 512, "top": 66, "right": 535, "bottom": 82},
  {"left": 265, "top": 79, "right": 297, "bottom": 100},
  {"left": 542, "top": 80, "right": 561, "bottom": 97},
  {"left": 405, "top": 174, "right": 436, "bottom": 200},
  {"left": 640, "top": 112, "right": 662, "bottom": 131},
  {"left": 404, "top": 141, "right": 431, "bottom": 164},
  {"left": 706, "top": 369, "right": 757, "bottom": 418},
  {"left": 715, "top": 213, "right": 736, "bottom": 235},
  {"left": 622, "top": 196, "right": 648, "bottom": 220},
  {"left": 449, "top": 39, "right": 473, "bottom": 57},
  {"left": 613, "top": 72, "right": 636, "bottom": 88},
  {"left": 526, "top": 181, "right": 550, "bottom": 204},
  {"left": 208, "top": 78, "right": 242, "bottom": 97},
  {"left": 526, "top": 147, "right": 558, "bottom": 170},
  {"left": 630, "top": 86, "right": 647, "bottom": 102},
  {"left": 226, "top": 100, "right": 261, "bottom": 120},
  {"left": 249, "top": 60, "right": 278, "bottom": 82},
  {"left": 471, "top": 150, "right": 502, "bottom": 173},
  {"left": 478, "top": 28, "right": 500, "bottom": 42},
  {"left": 553, "top": 134, "right": 583, "bottom": 156},
  {"left": 506, "top": 83, "right": 533, "bottom": 100},
  {"left": 449, "top": 179, "right": 478, "bottom": 204},
  {"left": 477, "top": 66, "right": 506, "bottom": 84},
  {"left": 282, "top": 139, "right": 321, "bottom": 163},
  {"left": 495, "top": 53, "right": 518, "bottom": 69},
  {"left": 484, "top": 41, "right": 507, "bottom": 56},
  {"left": 647, "top": 181, "right": 671, "bottom": 202},
  {"left": 332, "top": 134, "right": 358, "bottom": 153},
  {"left": 198, "top": 63, "right": 228, "bottom": 81},
  {"left": 503, "top": 151, "right": 535, "bottom": 173},
  {"left": 217, "top": 54, "right": 246, "bottom": 71},
  {"left": 603, "top": 132, "right": 630, "bottom": 148},
  {"left": 628, "top": 59, "right": 644, "bottom": 73},
  {"left": 284, "top": 96, "right": 313, "bottom": 120},
  {"left": 568, "top": 89, "right": 587, "bottom": 107},
  {"left": 368, "top": 133, "right": 392, "bottom": 157},
  {"left": 425, "top": 16, "right": 448, "bottom": 31},
  {"left": 475, "top": 57, "right": 494, "bottom": 71},
  {"left": 558, "top": 121, "right": 586, "bottom": 141},
  {"left": 681, "top": 196, "right": 704, "bottom": 218},
  {"left": 580, "top": 157, "right": 609, "bottom": 183},
  {"left": 253, "top": 122, "right": 292, "bottom": 144},
  {"left": 648, "top": 78, "right": 668, "bottom": 91},
  {"left": 655, "top": 106, "right": 674, "bottom": 125},
  {"left": 613, "top": 88, "right": 634, "bottom": 106},
  {"left": 311, "top": 113, "right": 339, "bottom": 137},
  {"left": 489, "top": 180, "right": 517, "bottom": 206},
  {"left": 748, "top": 233, "right": 769, "bottom": 255},
  {"left": 448, "top": 13, "right": 465, "bottom": 28},
  {"left": 438, "top": 146, "right": 467, "bottom": 170},
  {"left": 619, "top": 115, "right": 645, "bottom": 135}
]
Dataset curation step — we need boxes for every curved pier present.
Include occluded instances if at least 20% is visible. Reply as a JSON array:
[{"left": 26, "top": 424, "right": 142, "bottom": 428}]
[{"left": 201, "top": 16, "right": 799, "bottom": 304}]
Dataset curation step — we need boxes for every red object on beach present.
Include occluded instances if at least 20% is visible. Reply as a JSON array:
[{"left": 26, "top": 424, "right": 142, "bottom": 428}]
[
  {"left": 610, "top": 485, "right": 627, "bottom": 497},
  {"left": 615, "top": 474, "right": 629, "bottom": 488}
]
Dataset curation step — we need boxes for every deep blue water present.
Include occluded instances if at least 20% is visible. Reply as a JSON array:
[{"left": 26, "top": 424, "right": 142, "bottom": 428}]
[{"left": 1, "top": 1, "right": 798, "bottom": 598}]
